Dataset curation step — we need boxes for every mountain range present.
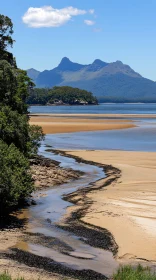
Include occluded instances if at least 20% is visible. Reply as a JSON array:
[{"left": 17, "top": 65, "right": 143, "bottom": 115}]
[{"left": 27, "top": 58, "right": 156, "bottom": 102}]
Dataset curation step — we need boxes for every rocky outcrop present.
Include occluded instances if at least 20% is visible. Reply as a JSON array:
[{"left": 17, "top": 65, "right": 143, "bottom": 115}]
[{"left": 30, "top": 155, "right": 81, "bottom": 189}]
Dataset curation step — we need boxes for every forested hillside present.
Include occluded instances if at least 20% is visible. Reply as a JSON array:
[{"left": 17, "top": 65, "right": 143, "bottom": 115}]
[
  {"left": 0, "top": 14, "right": 44, "bottom": 213},
  {"left": 27, "top": 86, "right": 98, "bottom": 105},
  {"left": 27, "top": 57, "right": 156, "bottom": 102}
]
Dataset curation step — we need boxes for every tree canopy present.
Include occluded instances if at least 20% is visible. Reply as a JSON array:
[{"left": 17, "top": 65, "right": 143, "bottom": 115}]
[
  {"left": 0, "top": 15, "right": 15, "bottom": 65},
  {"left": 0, "top": 14, "right": 44, "bottom": 211},
  {"left": 27, "top": 86, "right": 98, "bottom": 105}
]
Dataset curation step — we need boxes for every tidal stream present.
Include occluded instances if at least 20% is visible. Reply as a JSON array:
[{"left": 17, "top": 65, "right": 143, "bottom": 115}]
[{"left": 16, "top": 145, "right": 118, "bottom": 278}]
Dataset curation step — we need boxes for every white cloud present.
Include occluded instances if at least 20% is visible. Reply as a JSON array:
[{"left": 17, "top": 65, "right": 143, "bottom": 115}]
[
  {"left": 22, "top": 6, "right": 87, "bottom": 28},
  {"left": 84, "top": 20, "right": 95, "bottom": 26},
  {"left": 89, "top": 9, "right": 95, "bottom": 14}
]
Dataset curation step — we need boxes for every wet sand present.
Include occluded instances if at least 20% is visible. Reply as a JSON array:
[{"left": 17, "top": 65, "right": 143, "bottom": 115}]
[
  {"left": 1, "top": 115, "right": 156, "bottom": 278},
  {"left": 30, "top": 113, "right": 156, "bottom": 118},
  {"left": 66, "top": 150, "right": 156, "bottom": 262},
  {"left": 30, "top": 115, "right": 135, "bottom": 134},
  {"left": 0, "top": 227, "right": 68, "bottom": 280},
  {"left": 0, "top": 155, "right": 81, "bottom": 280}
]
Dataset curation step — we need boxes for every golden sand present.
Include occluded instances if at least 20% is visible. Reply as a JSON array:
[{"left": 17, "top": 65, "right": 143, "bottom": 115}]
[
  {"left": 30, "top": 115, "right": 135, "bottom": 134},
  {"left": 66, "top": 150, "right": 156, "bottom": 262}
]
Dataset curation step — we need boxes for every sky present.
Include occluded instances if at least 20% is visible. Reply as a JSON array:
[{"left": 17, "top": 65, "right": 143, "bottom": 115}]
[{"left": 1, "top": 0, "right": 156, "bottom": 80}]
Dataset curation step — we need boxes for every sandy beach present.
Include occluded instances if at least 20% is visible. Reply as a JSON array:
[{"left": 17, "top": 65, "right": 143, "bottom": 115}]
[
  {"left": 66, "top": 150, "right": 156, "bottom": 262},
  {"left": 29, "top": 114, "right": 156, "bottom": 263},
  {"left": 30, "top": 113, "right": 156, "bottom": 118},
  {"left": 30, "top": 115, "right": 135, "bottom": 134},
  {"left": 1, "top": 114, "right": 155, "bottom": 278}
]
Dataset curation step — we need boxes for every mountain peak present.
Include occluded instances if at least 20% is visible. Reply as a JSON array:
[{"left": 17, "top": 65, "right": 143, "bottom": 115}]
[
  {"left": 28, "top": 58, "right": 156, "bottom": 102},
  {"left": 27, "top": 67, "right": 38, "bottom": 71},
  {"left": 58, "top": 57, "right": 71, "bottom": 68},
  {"left": 86, "top": 59, "right": 108, "bottom": 72},
  {"left": 93, "top": 59, "right": 106, "bottom": 64},
  {"left": 57, "top": 57, "right": 84, "bottom": 71},
  {"left": 115, "top": 60, "right": 123, "bottom": 65},
  {"left": 60, "top": 57, "right": 71, "bottom": 63}
]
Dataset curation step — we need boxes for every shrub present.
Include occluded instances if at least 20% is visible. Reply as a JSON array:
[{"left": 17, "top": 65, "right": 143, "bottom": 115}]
[
  {"left": 0, "top": 140, "right": 33, "bottom": 211},
  {"left": 113, "top": 264, "right": 156, "bottom": 280},
  {"left": 0, "top": 272, "right": 24, "bottom": 280}
]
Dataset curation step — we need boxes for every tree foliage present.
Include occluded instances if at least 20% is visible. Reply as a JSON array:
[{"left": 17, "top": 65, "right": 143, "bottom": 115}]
[
  {"left": 27, "top": 86, "right": 98, "bottom": 105},
  {"left": 0, "top": 15, "right": 14, "bottom": 50},
  {"left": 0, "top": 141, "right": 33, "bottom": 209},
  {"left": 0, "top": 14, "right": 15, "bottom": 65},
  {"left": 0, "top": 14, "right": 44, "bottom": 211}
]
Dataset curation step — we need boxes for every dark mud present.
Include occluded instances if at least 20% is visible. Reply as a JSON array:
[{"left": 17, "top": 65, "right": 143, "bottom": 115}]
[
  {"left": 1, "top": 149, "right": 121, "bottom": 279},
  {"left": 23, "top": 232, "right": 73, "bottom": 254},
  {"left": 47, "top": 149, "right": 121, "bottom": 255},
  {"left": 0, "top": 215, "right": 26, "bottom": 231},
  {"left": 4, "top": 249, "right": 108, "bottom": 280},
  {"left": 30, "top": 154, "right": 60, "bottom": 167}
]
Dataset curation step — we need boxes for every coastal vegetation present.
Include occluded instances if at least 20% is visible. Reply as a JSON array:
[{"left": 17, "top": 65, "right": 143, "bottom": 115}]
[
  {"left": 113, "top": 265, "right": 156, "bottom": 280},
  {"left": 27, "top": 86, "right": 98, "bottom": 105},
  {"left": 0, "top": 14, "right": 44, "bottom": 212},
  {"left": 1, "top": 265, "right": 156, "bottom": 280},
  {"left": 0, "top": 273, "right": 24, "bottom": 280}
]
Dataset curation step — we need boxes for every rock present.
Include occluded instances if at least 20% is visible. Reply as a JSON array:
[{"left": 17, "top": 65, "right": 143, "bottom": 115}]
[{"left": 30, "top": 155, "right": 81, "bottom": 189}]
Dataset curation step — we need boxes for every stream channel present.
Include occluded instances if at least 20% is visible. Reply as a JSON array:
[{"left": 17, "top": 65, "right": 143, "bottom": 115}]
[{"left": 16, "top": 144, "right": 118, "bottom": 278}]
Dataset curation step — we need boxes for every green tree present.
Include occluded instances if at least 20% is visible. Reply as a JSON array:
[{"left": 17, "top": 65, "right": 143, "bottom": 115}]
[
  {"left": 0, "top": 14, "right": 15, "bottom": 65},
  {"left": 27, "top": 86, "right": 98, "bottom": 105},
  {"left": 0, "top": 60, "right": 17, "bottom": 107},
  {"left": 16, "top": 68, "right": 35, "bottom": 114},
  {"left": 0, "top": 140, "right": 33, "bottom": 210},
  {"left": 0, "top": 14, "right": 44, "bottom": 211},
  {"left": 0, "top": 14, "right": 14, "bottom": 50}
]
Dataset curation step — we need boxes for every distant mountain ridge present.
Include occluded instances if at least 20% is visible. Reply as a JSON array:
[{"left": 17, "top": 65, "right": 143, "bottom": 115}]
[{"left": 27, "top": 58, "right": 156, "bottom": 102}]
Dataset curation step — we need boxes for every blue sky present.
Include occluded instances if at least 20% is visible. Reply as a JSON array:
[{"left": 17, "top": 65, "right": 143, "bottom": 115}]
[{"left": 1, "top": 0, "right": 156, "bottom": 80}]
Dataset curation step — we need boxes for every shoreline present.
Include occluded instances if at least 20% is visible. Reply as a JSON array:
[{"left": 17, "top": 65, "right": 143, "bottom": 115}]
[
  {"left": 0, "top": 154, "right": 84, "bottom": 280},
  {"left": 30, "top": 113, "right": 156, "bottom": 118},
  {"left": 0, "top": 148, "right": 120, "bottom": 280},
  {"left": 47, "top": 149, "right": 120, "bottom": 255},
  {"left": 31, "top": 154, "right": 82, "bottom": 189},
  {"left": 66, "top": 149, "right": 156, "bottom": 264},
  {"left": 1, "top": 148, "right": 156, "bottom": 279},
  {"left": 0, "top": 151, "right": 119, "bottom": 280},
  {"left": 30, "top": 115, "right": 136, "bottom": 134}
]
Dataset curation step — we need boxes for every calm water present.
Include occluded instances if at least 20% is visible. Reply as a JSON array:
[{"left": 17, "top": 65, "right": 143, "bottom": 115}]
[
  {"left": 44, "top": 120, "right": 156, "bottom": 152},
  {"left": 19, "top": 105, "right": 155, "bottom": 275},
  {"left": 30, "top": 104, "right": 156, "bottom": 152},
  {"left": 17, "top": 146, "right": 118, "bottom": 277},
  {"left": 30, "top": 103, "right": 156, "bottom": 115}
]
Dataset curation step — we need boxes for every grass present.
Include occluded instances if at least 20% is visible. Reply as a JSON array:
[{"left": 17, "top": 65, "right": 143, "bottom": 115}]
[
  {"left": 0, "top": 273, "right": 24, "bottom": 280},
  {"left": 113, "top": 264, "right": 156, "bottom": 280},
  {"left": 1, "top": 266, "right": 156, "bottom": 280}
]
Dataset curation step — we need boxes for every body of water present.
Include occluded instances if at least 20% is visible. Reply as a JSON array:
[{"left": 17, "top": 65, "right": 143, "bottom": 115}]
[
  {"left": 30, "top": 103, "right": 156, "bottom": 152},
  {"left": 17, "top": 104, "right": 156, "bottom": 277},
  {"left": 44, "top": 120, "right": 156, "bottom": 152},
  {"left": 30, "top": 103, "right": 156, "bottom": 115},
  {"left": 17, "top": 146, "right": 118, "bottom": 278}
]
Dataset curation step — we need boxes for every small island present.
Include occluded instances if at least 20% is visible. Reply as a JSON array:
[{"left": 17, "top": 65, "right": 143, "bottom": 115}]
[{"left": 27, "top": 86, "right": 98, "bottom": 105}]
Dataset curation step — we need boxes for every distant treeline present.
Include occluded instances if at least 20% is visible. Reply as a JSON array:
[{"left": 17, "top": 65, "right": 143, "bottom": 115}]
[{"left": 27, "top": 86, "right": 98, "bottom": 105}]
